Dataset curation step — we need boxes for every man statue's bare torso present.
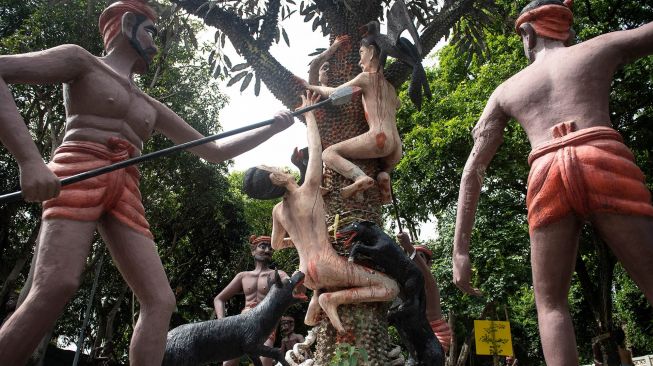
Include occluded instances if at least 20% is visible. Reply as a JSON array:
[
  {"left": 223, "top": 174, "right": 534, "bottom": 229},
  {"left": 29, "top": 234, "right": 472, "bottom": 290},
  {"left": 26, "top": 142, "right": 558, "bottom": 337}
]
[
  {"left": 494, "top": 37, "right": 619, "bottom": 146},
  {"left": 241, "top": 268, "right": 277, "bottom": 307},
  {"left": 64, "top": 50, "right": 157, "bottom": 151}
]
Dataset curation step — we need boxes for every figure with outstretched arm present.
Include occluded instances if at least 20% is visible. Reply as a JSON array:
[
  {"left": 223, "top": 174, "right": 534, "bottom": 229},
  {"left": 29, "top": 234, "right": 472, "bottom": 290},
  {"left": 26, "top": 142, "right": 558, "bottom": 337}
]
[
  {"left": 0, "top": 1, "right": 293, "bottom": 365},
  {"left": 452, "top": 1, "right": 653, "bottom": 365},
  {"left": 243, "top": 91, "right": 399, "bottom": 333},
  {"left": 307, "top": 35, "right": 402, "bottom": 202}
]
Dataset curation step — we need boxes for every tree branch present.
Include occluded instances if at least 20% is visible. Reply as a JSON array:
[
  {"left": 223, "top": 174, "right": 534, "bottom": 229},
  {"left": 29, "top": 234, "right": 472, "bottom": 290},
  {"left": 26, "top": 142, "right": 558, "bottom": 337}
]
[
  {"left": 386, "top": 0, "right": 475, "bottom": 89},
  {"left": 172, "top": 0, "right": 304, "bottom": 109},
  {"left": 256, "top": 0, "right": 281, "bottom": 50}
]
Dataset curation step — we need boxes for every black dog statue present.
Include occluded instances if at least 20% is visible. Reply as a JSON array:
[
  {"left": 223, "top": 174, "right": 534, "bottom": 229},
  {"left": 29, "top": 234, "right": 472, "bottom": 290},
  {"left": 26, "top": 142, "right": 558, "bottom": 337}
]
[
  {"left": 341, "top": 221, "right": 444, "bottom": 366},
  {"left": 162, "top": 271, "right": 306, "bottom": 366}
]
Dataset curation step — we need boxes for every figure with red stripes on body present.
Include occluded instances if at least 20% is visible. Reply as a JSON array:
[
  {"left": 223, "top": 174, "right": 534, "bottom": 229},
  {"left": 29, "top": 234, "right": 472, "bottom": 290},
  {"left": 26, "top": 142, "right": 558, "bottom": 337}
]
[{"left": 452, "top": 1, "right": 653, "bottom": 365}]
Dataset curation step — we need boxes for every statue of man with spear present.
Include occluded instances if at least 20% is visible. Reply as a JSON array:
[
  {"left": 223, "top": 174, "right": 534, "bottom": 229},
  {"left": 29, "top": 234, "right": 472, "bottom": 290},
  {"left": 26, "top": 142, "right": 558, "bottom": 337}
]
[{"left": 0, "top": 1, "right": 294, "bottom": 365}]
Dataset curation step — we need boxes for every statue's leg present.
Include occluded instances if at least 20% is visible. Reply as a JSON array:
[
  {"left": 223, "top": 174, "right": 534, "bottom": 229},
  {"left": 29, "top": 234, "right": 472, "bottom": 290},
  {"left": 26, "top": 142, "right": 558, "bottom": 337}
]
[
  {"left": 377, "top": 143, "right": 403, "bottom": 203},
  {"left": 305, "top": 290, "right": 322, "bottom": 326},
  {"left": 322, "top": 134, "right": 381, "bottom": 198},
  {"left": 260, "top": 334, "right": 276, "bottom": 366},
  {"left": 591, "top": 213, "right": 653, "bottom": 303},
  {"left": 98, "top": 215, "right": 176, "bottom": 366},
  {"left": 318, "top": 275, "right": 399, "bottom": 333},
  {"left": 0, "top": 218, "right": 96, "bottom": 365},
  {"left": 530, "top": 214, "right": 582, "bottom": 366}
]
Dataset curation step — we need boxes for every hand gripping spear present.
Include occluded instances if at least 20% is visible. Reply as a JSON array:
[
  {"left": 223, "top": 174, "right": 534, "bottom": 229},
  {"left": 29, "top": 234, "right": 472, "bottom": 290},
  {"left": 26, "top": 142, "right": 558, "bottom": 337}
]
[{"left": 0, "top": 86, "right": 360, "bottom": 204}]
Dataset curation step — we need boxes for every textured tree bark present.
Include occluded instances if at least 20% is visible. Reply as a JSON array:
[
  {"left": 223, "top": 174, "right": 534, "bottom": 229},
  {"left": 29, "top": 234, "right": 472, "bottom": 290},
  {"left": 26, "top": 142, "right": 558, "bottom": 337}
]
[{"left": 171, "top": 1, "right": 474, "bottom": 362}]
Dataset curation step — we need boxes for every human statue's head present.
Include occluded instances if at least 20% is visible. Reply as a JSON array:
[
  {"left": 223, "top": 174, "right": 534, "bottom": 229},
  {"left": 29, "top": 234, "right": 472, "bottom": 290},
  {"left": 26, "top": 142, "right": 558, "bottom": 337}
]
[
  {"left": 249, "top": 235, "right": 273, "bottom": 262},
  {"left": 280, "top": 315, "right": 295, "bottom": 336},
  {"left": 515, "top": 0, "right": 574, "bottom": 62},
  {"left": 242, "top": 166, "right": 295, "bottom": 199},
  {"left": 359, "top": 37, "right": 381, "bottom": 72},
  {"left": 414, "top": 245, "right": 433, "bottom": 266},
  {"left": 318, "top": 61, "right": 330, "bottom": 86},
  {"left": 99, "top": 0, "right": 158, "bottom": 72}
]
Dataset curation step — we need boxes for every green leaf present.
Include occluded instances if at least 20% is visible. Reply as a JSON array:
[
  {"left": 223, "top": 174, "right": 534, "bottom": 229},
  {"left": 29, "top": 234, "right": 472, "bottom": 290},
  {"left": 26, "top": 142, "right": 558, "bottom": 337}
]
[
  {"left": 281, "top": 28, "right": 289, "bottom": 47},
  {"left": 227, "top": 71, "right": 248, "bottom": 87},
  {"left": 231, "top": 63, "right": 249, "bottom": 72},
  {"left": 254, "top": 75, "right": 261, "bottom": 96},
  {"left": 223, "top": 55, "right": 232, "bottom": 69},
  {"left": 240, "top": 72, "right": 253, "bottom": 92}
]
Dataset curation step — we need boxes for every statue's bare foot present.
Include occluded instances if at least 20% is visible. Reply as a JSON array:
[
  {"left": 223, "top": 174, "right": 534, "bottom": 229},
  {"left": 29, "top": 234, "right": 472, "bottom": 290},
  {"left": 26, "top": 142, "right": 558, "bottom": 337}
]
[
  {"left": 377, "top": 172, "right": 392, "bottom": 203},
  {"left": 341, "top": 176, "right": 374, "bottom": 199},
  {"left": 318, "top": 293, "right": 345, "bottom": 333}
]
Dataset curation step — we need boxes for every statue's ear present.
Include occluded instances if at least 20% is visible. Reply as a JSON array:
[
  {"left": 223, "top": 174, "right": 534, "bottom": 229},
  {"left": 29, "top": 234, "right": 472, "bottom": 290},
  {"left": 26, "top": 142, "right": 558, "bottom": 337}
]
[
  {"left": 274, "top": 270, "right": 283, "bottom": 288},
  {"left": 564, "top": 27, "right": 577, "bottom": 46},
  {"left": 121, "top": 12, "right": 138, "bottom": 41},
  {"left": 519, "top": 23, "right": 536, "bottom": 50}
]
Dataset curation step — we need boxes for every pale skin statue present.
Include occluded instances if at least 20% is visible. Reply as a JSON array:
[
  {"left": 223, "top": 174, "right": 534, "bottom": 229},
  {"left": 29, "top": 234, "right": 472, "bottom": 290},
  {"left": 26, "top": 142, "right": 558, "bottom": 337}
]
[
  {"left": 0, "top": 9, "right": 293, "bottom": 366},
  {"left": 452, "top": 13, "right": 653, "bottom": 366},
  {"left": 307, "top": 41, "right": 402, "bottom": 202},
  {"left": 214, "top": 240, "right": 289, "bottom": 366},
  {"left": 268, "top": 91, "right": 399, "bottom": 333}
]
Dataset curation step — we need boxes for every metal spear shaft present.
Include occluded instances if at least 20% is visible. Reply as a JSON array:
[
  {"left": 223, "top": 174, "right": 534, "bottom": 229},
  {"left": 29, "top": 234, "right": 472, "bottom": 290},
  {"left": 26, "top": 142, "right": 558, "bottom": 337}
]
[{"left": 0, "top": 87, "right": 359, "bottom": 204}]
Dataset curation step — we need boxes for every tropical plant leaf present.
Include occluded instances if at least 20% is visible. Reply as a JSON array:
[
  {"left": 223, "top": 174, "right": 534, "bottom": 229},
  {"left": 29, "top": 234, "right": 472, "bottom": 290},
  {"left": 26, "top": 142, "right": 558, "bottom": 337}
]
[
  {"left": 227, "top": 70, "right": 248, "bottom": 87},
  {"left": 240, "top": 72, "right": 253, "bottom": 92},
  {"left": 254, "top": 75, "right": 261, "bottom": 96},
  {"left": 231, "top": 62, "right": 250, "bottom": 72},
  {"left": 281, "top": 28, "right": 289, "bottom": 47}
]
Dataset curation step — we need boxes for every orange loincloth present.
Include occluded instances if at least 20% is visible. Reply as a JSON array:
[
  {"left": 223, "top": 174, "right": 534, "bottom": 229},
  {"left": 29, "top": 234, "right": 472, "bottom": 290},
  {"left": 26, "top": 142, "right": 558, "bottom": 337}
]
[
  {"left": 42, "top": 137, "right": 153, "bottom": 239},
  {"left": 429, "top": 318, "right": 452, "bottom": 353},
  {"left": 527, "top": 122, "right": 653, "bottom": 231}
]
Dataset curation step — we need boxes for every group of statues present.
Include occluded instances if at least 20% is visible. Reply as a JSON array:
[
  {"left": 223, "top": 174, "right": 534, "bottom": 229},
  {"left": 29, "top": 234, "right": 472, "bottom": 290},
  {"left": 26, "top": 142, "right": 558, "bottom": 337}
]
[{"left": 0, "top": 0, "right": 651, "bottom": 365}]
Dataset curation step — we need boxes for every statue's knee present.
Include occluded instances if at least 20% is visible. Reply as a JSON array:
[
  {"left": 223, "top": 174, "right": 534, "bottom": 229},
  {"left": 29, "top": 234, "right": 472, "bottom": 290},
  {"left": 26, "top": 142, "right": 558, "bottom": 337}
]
[
  {"left": 322, "top": 148, "right": 333, "bottom": 163},
  {"left": 33, "top": 276, "right": 79, "bottom": 302},
  {"left": 141, "top": 288, "right": 176, "bottom": 315}
]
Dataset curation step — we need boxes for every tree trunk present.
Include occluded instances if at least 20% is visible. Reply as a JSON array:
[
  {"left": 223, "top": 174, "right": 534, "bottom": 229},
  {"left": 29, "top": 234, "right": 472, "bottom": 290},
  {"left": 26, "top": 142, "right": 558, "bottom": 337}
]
[{"left": 170, "top": 1, "right": 474, "bottom": 362}]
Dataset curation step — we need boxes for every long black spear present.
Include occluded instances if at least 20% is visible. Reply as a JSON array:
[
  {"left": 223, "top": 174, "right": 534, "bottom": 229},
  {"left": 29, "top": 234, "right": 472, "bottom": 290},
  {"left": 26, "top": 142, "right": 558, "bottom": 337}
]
[{"left": 0, "top": 86, "right": 360, "bottom": 204}]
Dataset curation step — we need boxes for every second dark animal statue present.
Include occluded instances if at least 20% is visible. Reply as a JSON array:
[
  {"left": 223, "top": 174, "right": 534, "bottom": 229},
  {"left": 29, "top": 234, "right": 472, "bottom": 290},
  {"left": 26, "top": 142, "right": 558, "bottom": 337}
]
[
  {"left": 341, "top": 221, "right": 444, "bottom": 366},
  {"left": 162, "top": 271, "right": 306, "bottom": 366}
]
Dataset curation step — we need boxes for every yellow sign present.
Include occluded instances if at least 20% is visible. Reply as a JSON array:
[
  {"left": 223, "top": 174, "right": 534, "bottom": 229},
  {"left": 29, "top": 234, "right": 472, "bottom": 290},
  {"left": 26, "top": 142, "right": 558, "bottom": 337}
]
[{"left": 474, "top": 320, "right": 513, "bottom": 356}]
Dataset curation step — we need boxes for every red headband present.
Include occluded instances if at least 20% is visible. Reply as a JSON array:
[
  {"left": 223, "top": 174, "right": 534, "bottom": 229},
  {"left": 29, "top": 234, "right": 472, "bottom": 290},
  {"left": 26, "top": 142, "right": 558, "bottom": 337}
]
[
  {"left": 99, "top": 0, "right": 157, "bottom": 50},
  {"left": 414, "top": 245, "right": 433, "bottom": 259},
  {"left": 515, "top": 1, "right": 573, "bottom": 42},
  {"left": 249, "top": 235, "right": 271, "bottom": 250}
]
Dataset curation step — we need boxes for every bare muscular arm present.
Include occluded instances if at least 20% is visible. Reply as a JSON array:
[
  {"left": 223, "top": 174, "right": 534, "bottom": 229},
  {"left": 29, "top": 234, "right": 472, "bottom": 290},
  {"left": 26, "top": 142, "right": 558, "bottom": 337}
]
[
  {"left": 0, "top": 44, "right": 91, "bottom": 201},
  {"left": 597, "top": 21, "right": 653, "bottom": 65},
  {"left": 214, "top": 272, "right": 245, "bottom": 318},
  {"left": 453, "top": 90, "right": 509, "bottom": 296},
  {"left": 154, "top": 103, "right": 294, "bottom": 164}
]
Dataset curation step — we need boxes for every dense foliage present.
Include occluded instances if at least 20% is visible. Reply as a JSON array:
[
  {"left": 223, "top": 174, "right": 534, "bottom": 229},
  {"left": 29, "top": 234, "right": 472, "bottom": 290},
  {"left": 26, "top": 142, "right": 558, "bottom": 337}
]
[{"left": 392, "top": 0, "right": 653, "bottom": 364}]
